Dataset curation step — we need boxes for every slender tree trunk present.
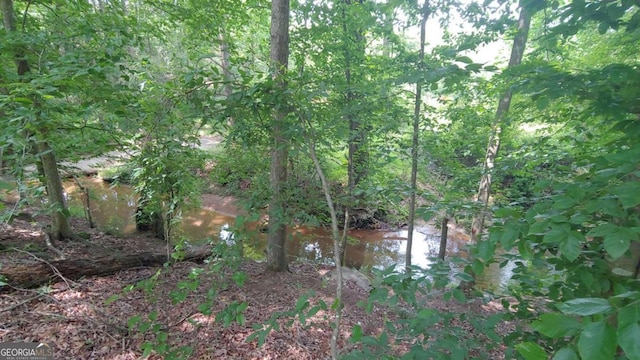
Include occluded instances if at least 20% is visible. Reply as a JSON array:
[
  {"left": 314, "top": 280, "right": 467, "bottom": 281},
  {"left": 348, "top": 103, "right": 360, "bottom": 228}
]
[
  {"left": 2, "top": 0, "right": 75, "bottom": 241},
  {"left": 470, "top": 6, "right": 531, "bottom": 243},
  {"left": 460, "top": 4, "right": 531, "bottom": 291},
  {"left": 304, "top": 128, "right": 343, "bottom": 359},
  {"left": 1, "top": 0, "right": 29, "bottom": 76},
  {"left": 438, "top": 216, "right": 448, "bottom": 260},
  {"left": 342, "top": 0, "right": 367, "bottom": 246},
  {"left": 406, "top": 0, "right": 430, "bottom": 269},
  {"left": 266, "top": 0, "right": 290, "bottom": 272},
  {"left": 35, "top": 140, "right": 75, "bottom": 241},
  {"left": 219, "top": 26, "right": 234, "bottom": 127}
]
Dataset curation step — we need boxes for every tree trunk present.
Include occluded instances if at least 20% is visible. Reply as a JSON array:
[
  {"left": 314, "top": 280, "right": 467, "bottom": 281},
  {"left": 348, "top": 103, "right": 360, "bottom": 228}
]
[
  {"left": 340, "top": 0, "right": 367, "bottom": 259},
  {"left": 438, "top": 216, "right": 448, "bottom": 260},
  {"left": 36, "top": 140, "right": 76, "bottom": 241},
  {"left": 220, "top": 26, "right": 234, "bottom": 127},
  {"left": 2, "top": 0, "right": 74, "bottom": 241},
  {"left": 470, "top": 6, "right": 531, "bottom": 243},
  {"left": 305, "top": 128, "right": 343, "bottom": 360},
  {"left": 406, "top": 0, "right": 430, "bottom": 269},
  {"left": 461, "top": 4, "right": 532, "bottom": 291},
  {"left": 2, "top": 0, "right": 30, "bottom": 76},
  {"left": 343, "top": 0, "right": 368, "bottom": 189},
  {"left": 0, "top": 245, "right": 213, "bottom": 290},
  {"left": 266, "top": 0, "right": 290, "bottom": 272}
]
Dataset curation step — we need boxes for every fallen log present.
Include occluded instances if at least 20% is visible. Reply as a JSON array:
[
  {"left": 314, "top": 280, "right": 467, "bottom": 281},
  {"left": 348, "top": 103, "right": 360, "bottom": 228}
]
[{"left": 0, "top": 245, "right": 212, "bottom": 290}]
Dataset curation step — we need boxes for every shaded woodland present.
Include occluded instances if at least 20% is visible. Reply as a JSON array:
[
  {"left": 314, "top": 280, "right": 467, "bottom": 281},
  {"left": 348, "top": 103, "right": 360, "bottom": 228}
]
[{"left": 1, "top": 0, "right": 639, "bottom": 359}]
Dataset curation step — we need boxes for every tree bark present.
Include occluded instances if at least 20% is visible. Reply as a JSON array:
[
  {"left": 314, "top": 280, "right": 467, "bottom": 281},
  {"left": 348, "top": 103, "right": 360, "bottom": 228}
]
[
  {"left": 2, "top": 0, "right": 75, "bottom": 241},
  {"left": 343, "top": 0, "right": 368, "bottom": 188},
  {"left": 220, "top": 26, "right": 234, "bottom": 127},
  {"left": 406, "top": 0, "right": 430, "bottom": 270},
  {"left": 1, "top": 0, "right": 30, "bottom": 76},
  {"left": 438, "top": 216, "right": 448, "bottom": 260},
  {"left": 266, "top": 0, "right": 290, "bottom": 272},
  {"left": 340, "top": 0, "right": 368, "bottom": 260},
  {"left": 470, "top": 6, "right": 531, "bottom": 243},
  {"left": 305, "top": 128, "right": 343, "bottom": 360},
  {"left": 0, "top": 245, "right": 213, "bottom": 290},
  {"left": 36, "top": 140, "right": 76, "bottom": 241},
  {"left": 461, "top": 3, "right": 532, "bottom": 291}
]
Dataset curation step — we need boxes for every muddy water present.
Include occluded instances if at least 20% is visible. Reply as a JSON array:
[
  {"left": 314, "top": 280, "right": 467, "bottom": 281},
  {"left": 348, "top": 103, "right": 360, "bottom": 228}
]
[{"left": 63, "top": 178, "right": 512, "bottom": 291}]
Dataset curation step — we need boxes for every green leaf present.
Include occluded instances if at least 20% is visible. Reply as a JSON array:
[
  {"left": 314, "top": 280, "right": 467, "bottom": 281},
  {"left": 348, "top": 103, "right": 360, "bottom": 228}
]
[
  {"left": 557, "top": 298, "right": 612, "bottom": 316},
  {"left": 585, "top": 199, "right": 623, "bottom": 217},
  {"left": 295, "top": 294, "right": 309, "bottom": 312},
  {"left": 532, "top": 313, "right": 582, "bottom": 338},
  {"left": 128, "top": 315, "right": 141, "bottom": 329},
  {"left": 618, "top": 323, "right": 640, "bottom": 359},
  {"left": 515, "top": 342, "right": 547, "bottom": 360},
  {"left": 578, "top": 321, "right": 617, "bottom": 360},
  {"left": 587, "top": 223, "right": 617, "bottom": 237},
  {"left": 417, "top": 308, "right": 436, "bottom": 318},
  {"left": 456, "top": 56, "right": 473, "bottom": 64},
  {"left": 477, "top": 239, "right": 496, "bottom": 262},
  {"left": 611, "top": 182, "right": 640, "bottom": 208},
  {"left": 148, "top": 310, "right": 158, "bottom": 321},
  {"left": 13, "top": 97, "right": 33, "bottom": 105},
  {"left": 360, "top": 335, "right": 379, "bottom": 346},
  {"left": 466, "top": 63, "right": 482, "bottom": 72},
  {"left": 603, "top": 233, "right": 631, "bottom": 260},
  {"left": 528, "top": 221, "right": 549, "bottom": 235},
  {"left": 452, "top": 288, "right": 467, "bottom": 302},
  {"left": 543, "top": 223, "right": 570, "bottom": 244},
  {"left": 500, "top": 226, "right": 520, "bottom": 250},
  {"left": 618, "top": 303, "right": 640, "bottom": 329},
  {"left": 232, "top": 271, "right": 247, "bottom": 287},
  {"left": 552, "top": 197, "right": 577, "bottom": 210},
  {"left": 560, "top": 231, "right": 583, "bottom": 261},
  {"left": 350, "top": 324, "right": 363, "bottom": 342},
  {"left": 552, "top": 348, "right": 579, "bottom": 360}
]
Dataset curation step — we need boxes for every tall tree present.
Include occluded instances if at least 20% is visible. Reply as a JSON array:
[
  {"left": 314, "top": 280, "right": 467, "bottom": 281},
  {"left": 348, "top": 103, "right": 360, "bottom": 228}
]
[
  {"left": 1, "top": 0, "right": 76, "bottom": 241},
  {"left": 219, "top": 26, "right": 233, "bottom": 126},
  {"left": 470, "top": 1, "right": 532, "bottom": 243},
  {"left": 342, "top": 0, "right": 368, "bottom": 195},
  {"left": 266, "top": 0, "right": 291, "bottom": 272},
  {"left": 406, "top": 0, "right": 430, "bottom": 269}
]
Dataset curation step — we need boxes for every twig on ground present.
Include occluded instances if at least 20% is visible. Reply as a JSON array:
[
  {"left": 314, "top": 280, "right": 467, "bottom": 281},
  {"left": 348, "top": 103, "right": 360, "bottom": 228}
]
[
  {"left": 168, "top": 311, "right": 196, "bottom": 328},
  {"left": 0, "top": 293, "right": 45, "bottom": 313}
]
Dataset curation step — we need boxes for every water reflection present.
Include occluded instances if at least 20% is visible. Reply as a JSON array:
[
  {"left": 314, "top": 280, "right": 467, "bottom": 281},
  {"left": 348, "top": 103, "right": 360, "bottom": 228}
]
[{"left": 64, "top": 178, "right": 513, "bottom": 291}]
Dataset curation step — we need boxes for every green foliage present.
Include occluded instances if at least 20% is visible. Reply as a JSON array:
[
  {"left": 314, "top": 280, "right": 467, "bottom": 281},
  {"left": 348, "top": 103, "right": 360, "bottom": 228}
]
[
  {"left": 246, "top": 290, "right": 328, "bottom": 347},
  {"left": 210, "top": 143, "right": 270, "bottom": 202},
  {"left": 345, "top": 264, "right": 506, "bottom": 359},
  {"left": 119, "top": 238, "right": 246, "bottom": 359}
]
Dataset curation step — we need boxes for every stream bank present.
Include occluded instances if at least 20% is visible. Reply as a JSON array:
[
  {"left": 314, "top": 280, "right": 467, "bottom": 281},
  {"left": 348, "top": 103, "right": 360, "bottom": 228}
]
[{"left": 62, "top": 177, "right": 514, "bottom": 291}]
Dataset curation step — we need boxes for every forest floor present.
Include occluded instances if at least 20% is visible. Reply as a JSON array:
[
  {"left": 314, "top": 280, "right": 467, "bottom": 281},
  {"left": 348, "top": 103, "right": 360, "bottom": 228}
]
[
  {"left": 0, "top": 208, "right": 515, "bottom": 359},
  {"left": 0, "top": 135, "right": 515, "bottom": 358}
]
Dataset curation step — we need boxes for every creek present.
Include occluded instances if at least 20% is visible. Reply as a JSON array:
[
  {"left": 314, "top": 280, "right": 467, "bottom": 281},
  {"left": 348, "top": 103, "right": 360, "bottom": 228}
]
[{"left": 63, "top": 178, "right": 513, "bottom": 292}]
